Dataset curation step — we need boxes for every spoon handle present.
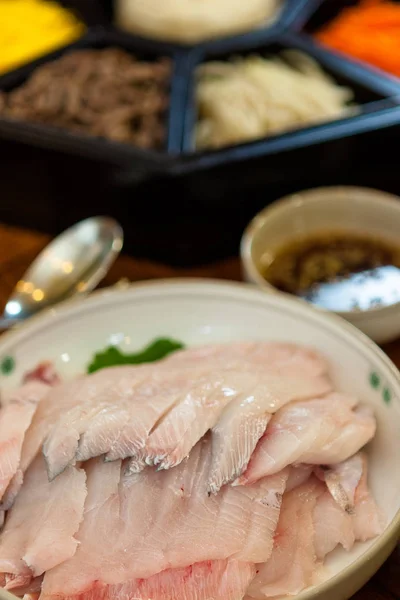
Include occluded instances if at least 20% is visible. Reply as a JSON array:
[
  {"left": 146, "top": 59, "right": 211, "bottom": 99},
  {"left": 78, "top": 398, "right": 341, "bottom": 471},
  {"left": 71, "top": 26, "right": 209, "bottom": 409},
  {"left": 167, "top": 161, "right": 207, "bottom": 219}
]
[{"left": 0, "top": 317, "right": 23, "bottom": 331}]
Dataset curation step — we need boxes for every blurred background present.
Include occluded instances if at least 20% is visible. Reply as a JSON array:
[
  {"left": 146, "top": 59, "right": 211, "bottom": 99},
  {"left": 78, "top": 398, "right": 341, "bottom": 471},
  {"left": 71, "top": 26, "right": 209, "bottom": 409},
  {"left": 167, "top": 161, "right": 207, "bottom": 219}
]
[{"left": 1, "top": 0, "right": 400, "bottom": 266}]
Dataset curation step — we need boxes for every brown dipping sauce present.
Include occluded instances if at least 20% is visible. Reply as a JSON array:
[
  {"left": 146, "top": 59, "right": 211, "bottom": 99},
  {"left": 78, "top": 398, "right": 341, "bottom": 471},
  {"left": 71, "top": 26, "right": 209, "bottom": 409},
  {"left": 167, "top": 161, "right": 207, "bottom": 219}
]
[{"left": 263, "top": 232, "right": 400, "bottom": 312}]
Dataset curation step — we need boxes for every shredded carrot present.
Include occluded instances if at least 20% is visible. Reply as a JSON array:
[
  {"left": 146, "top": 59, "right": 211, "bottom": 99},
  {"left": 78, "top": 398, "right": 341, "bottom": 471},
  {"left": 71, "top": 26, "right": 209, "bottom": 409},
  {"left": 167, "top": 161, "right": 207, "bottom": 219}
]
[{"left": 315, "top": 0, "right": 400, "bottom": 78}]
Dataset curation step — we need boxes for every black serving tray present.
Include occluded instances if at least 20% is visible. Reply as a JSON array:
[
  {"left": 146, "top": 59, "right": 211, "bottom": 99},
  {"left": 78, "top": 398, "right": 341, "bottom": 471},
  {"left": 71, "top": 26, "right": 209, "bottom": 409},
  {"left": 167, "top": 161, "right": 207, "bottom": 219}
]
[
  {"left": 0, "top": 0, "right": 399, "bottom": 181},
  {"left": 1, "top": 0, "right": 400, "bottom": 267},
  {"left": 0, "top": 27, "right": 188, "bottom": 178},
  {"left": 178, "top": 30, "right": 400, "bottom": 172}
]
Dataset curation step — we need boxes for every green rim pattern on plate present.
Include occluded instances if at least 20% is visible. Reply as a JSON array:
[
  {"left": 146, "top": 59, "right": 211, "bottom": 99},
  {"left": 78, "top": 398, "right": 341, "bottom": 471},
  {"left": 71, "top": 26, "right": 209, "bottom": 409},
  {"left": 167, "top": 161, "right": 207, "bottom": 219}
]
[
  {"left": 0, "top": 355, "right": 15, "bottom": 376},
  {"left": 369, "top": 370, "right": 392, "bottom": 404}
]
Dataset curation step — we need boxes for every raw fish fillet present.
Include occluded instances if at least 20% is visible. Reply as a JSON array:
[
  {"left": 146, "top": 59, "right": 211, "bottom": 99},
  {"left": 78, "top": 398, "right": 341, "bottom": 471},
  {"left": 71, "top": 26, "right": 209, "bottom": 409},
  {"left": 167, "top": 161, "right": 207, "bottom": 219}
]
[
  {"left": 347, "top": 454, "right": 384, "bottom": 541},
  {"left": 286, "top": 464, "right": 313, "bottom": 492},
  {"left": 313, "top": 488, "right": 355, "bottom": 559},
  {"left": 238, "top": 393, "right": 375, "bottom": 484},
  {"left": 43, "top": 342, "right": 331, "bottom": 479},
  {"left": 40, "top": 439, "right": 287, "bottom": 598},
  {"left": 207, "top": 374, "right": 331, "bottom": 494},
  {"left": 42, "top": 366, "right": 154, "bottom": 480},
  {"left": 41, "top": 560, "right": 255, "bottom": 600},
  {"left": 316, "top": 406, "right": 376, "bottom": 464},
  {"left": 315, "top": 453, "right": 364, "bottom": 512},
  {"left": 314, "top": 453, "right": 382, "bottom": 558},
  {"left": 0, "top": 455, "right": 86, "bottom": 588},
  {"left": 247, "top": 479, "right": 321, "bottom": 599},
  {"left": 96, "top": 370, "right": 208, "bottom": 463},
  {"left": 166, "top": 342, "right": 329, "bottom": 379},
  {"left": 133, "top": 369, "right": 330, "bottom": 474},
  {"left": 0, "top": 382, "right": 49, "bottom": 504},
  {"left": 19, "top": 377, "right": 89, "bottom": 476}
]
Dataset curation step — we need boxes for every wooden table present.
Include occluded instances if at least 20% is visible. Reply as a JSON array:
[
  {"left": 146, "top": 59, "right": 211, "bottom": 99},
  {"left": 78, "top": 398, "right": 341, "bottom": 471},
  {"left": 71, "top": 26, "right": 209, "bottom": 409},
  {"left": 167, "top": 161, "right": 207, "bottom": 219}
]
[{"left": 0, "top": 222, "right": 398, "bottom": 599}]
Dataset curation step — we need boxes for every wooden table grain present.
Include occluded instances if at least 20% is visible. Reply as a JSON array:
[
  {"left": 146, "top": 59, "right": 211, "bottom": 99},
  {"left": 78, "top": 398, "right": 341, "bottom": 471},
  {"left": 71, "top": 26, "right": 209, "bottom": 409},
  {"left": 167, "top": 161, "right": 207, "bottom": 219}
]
[{"left": 0, "top": 222, "right": 398, "bottom": 599}]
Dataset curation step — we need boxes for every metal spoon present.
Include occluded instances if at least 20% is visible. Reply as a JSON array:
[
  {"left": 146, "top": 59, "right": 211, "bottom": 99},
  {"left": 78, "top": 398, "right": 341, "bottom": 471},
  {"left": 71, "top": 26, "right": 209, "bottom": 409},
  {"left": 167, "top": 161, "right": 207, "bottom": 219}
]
[{"left": 0, "top": 216, "right": 124, "bottom": 329}]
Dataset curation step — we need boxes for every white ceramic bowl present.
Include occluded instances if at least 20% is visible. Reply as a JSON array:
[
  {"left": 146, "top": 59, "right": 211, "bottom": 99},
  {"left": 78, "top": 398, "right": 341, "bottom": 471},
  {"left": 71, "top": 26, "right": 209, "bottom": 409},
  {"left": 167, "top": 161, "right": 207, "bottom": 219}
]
[
  {"left": 0, "top": 279, "right": 399, "bottom": 600},
  {"left": 240, "top": 186, "right": 400, "bottom": 344}
]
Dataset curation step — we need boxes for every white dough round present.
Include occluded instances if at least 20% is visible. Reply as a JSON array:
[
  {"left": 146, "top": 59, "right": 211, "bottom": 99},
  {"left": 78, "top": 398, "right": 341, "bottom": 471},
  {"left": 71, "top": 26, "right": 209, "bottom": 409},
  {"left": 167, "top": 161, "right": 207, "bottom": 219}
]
[{"left": 115, "top": 0, "right": 282, "bottom": 44}]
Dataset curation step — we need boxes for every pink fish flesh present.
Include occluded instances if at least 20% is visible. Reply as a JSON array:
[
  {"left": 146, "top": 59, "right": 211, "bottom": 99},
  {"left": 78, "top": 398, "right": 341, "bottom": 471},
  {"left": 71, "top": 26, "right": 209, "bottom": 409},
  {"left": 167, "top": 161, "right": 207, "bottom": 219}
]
[
  {"left": 238, "top": 393, "right": 375, "bottom": 484},
  {"left": 0, "top": 382, "right": 49, "bottom": 502},
  {"left": 41, "top": 560, "right": 255, "bottom": 600},
  {"left": 0, "top": 455, "right": 86, "bottom": 587},
  {"left": 207, "top": 373, "right": 331, "bottom": 494},
  {"left": 39, "top": 438, "right": 287, "bottom": 598},
  {"left": 246, "top": 478, "right": 321, "bottom": 599}
]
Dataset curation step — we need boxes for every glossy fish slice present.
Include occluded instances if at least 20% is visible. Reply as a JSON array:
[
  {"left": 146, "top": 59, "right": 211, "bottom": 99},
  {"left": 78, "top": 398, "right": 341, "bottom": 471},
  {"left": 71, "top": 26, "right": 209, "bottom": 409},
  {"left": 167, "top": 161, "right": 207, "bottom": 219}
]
[
  {"left": 0, "top": 382, "right": 49, "bottom": 502},
  {"left": 42, "top": 366, "right": 152, "bottom": 480},
  {"left": 0, "top": 455, "right": 86, "bottom": 588},
  {"left": 237, "top": 393, "right": 375, "bottom": 485},
  {"left": 165, "top": 342, "right": 329, "bottom": 379},
  {"left": 247, "top": 478, "right": 321, "bottom": 599},
  {"left": 39, "top": 438, "right": 288, "bottom": 599},
  {"left": 207, "top": 373, "right": 332, "bottom": 494},
  {"left": 42, "top": 560, "right": 255, "bottom": 600}
]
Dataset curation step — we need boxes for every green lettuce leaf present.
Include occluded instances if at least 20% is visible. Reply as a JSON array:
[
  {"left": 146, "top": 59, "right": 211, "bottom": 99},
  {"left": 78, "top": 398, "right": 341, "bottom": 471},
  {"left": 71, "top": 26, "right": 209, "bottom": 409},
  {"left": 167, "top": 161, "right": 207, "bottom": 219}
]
[{"left": 87, "top": 338, "right": 185, "bottom": 374}]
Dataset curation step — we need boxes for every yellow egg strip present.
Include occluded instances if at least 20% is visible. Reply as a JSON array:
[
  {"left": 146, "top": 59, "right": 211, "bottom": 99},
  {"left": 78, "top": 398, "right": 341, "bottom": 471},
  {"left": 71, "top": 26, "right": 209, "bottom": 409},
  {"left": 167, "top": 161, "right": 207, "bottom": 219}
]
[{"left": 0, "top": 0, "right": 85, "bottom": 75}]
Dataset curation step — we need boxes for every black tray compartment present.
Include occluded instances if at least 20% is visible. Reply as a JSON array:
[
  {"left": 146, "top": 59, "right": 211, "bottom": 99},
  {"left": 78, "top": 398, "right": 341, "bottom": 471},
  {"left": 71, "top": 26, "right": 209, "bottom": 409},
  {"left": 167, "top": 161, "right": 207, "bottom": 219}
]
[
  {"left": 180, "top": 31, "right": 400, "bottom": 169},
  {"left": 0, "top": 27, "right": 188, "bottom": 177}
]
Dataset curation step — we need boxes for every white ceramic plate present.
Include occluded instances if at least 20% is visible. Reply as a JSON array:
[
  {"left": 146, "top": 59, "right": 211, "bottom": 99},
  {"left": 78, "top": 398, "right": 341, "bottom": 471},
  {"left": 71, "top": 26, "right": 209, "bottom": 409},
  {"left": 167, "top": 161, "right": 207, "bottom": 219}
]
[{"left": 0, "top": 279, "right": 399, "bottom": 600}]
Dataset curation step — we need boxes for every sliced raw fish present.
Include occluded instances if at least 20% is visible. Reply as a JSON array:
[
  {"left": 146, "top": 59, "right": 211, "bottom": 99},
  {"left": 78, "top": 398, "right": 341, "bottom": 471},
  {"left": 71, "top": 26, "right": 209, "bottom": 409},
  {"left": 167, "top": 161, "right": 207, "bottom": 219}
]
[
  {"left": 45, "top": 363, "right": 219, "bottom": 477},
  {"left": 42, "top": 366, "right": 154, "bottom": 480},
  {"left": 246, "top": 479, "right": 321, "bottom": 599},
  {"left": 166, "top": 342, "right": 329, "bottom": 379},
  {"left": 316, "top": 407, "right": 376, "bottom": 464},
  {"left": 7, "top": 575, "right": 43, "bottom": 597},
  {"left": 208, "top": 373, "right": 332, "bottom": 494},
  {"left": 43, "top": 342, "right": 331, "bottom": 478},
  {"left": 42, "top": 560, "right": 255, "bottom": 600},
  {"left": 0, "top": 454, "right": 86, "bottom": 587},
  {"left": 94, "top": 371, "right": 204, "bottom": 463},
  {"left": 138, "top": 369, "right": 331, "bottom": 473},
  {"left": 39, "top": 439, "right": 287, "bottom": 598},
  {"left": 237, "top": 393, "right": 375, "bottom": 485},
  {"left": 314, "top": 453, "right": 382, "bottom": 557},
  {"left": 19, "top": 377, "right": 89, "bottom": 475},
  {"left": 0, "top": 382, "right": 49, "bottom": 502},
  {"left": 352, "top": 454, "right": 384, "bottom": 541},
  {"left": 313, "top": 488, "right": 355, "bottom": 559},
  {"left": 43, "top": 402, "right": 119, "bottom": 481},
  {"left": 315, "top": 453, "right": 364, "bottom": 512},
  {"left": 286, "top": 464, "right": 313, "bottom": 492}
]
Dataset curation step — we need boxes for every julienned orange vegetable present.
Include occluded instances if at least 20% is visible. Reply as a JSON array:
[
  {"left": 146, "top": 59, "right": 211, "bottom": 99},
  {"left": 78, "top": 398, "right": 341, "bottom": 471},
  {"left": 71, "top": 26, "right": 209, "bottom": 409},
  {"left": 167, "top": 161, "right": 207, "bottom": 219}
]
[{"left": 315, "top": 0, "right": 400, "bottom": 78}]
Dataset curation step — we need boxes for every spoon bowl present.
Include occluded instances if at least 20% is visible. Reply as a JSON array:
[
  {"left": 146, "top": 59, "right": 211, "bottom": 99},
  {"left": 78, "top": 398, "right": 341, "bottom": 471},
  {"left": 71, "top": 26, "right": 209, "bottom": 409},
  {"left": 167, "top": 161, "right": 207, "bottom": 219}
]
[{"left": 3, "top": 216, "right": 123, "bottom": 323}]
